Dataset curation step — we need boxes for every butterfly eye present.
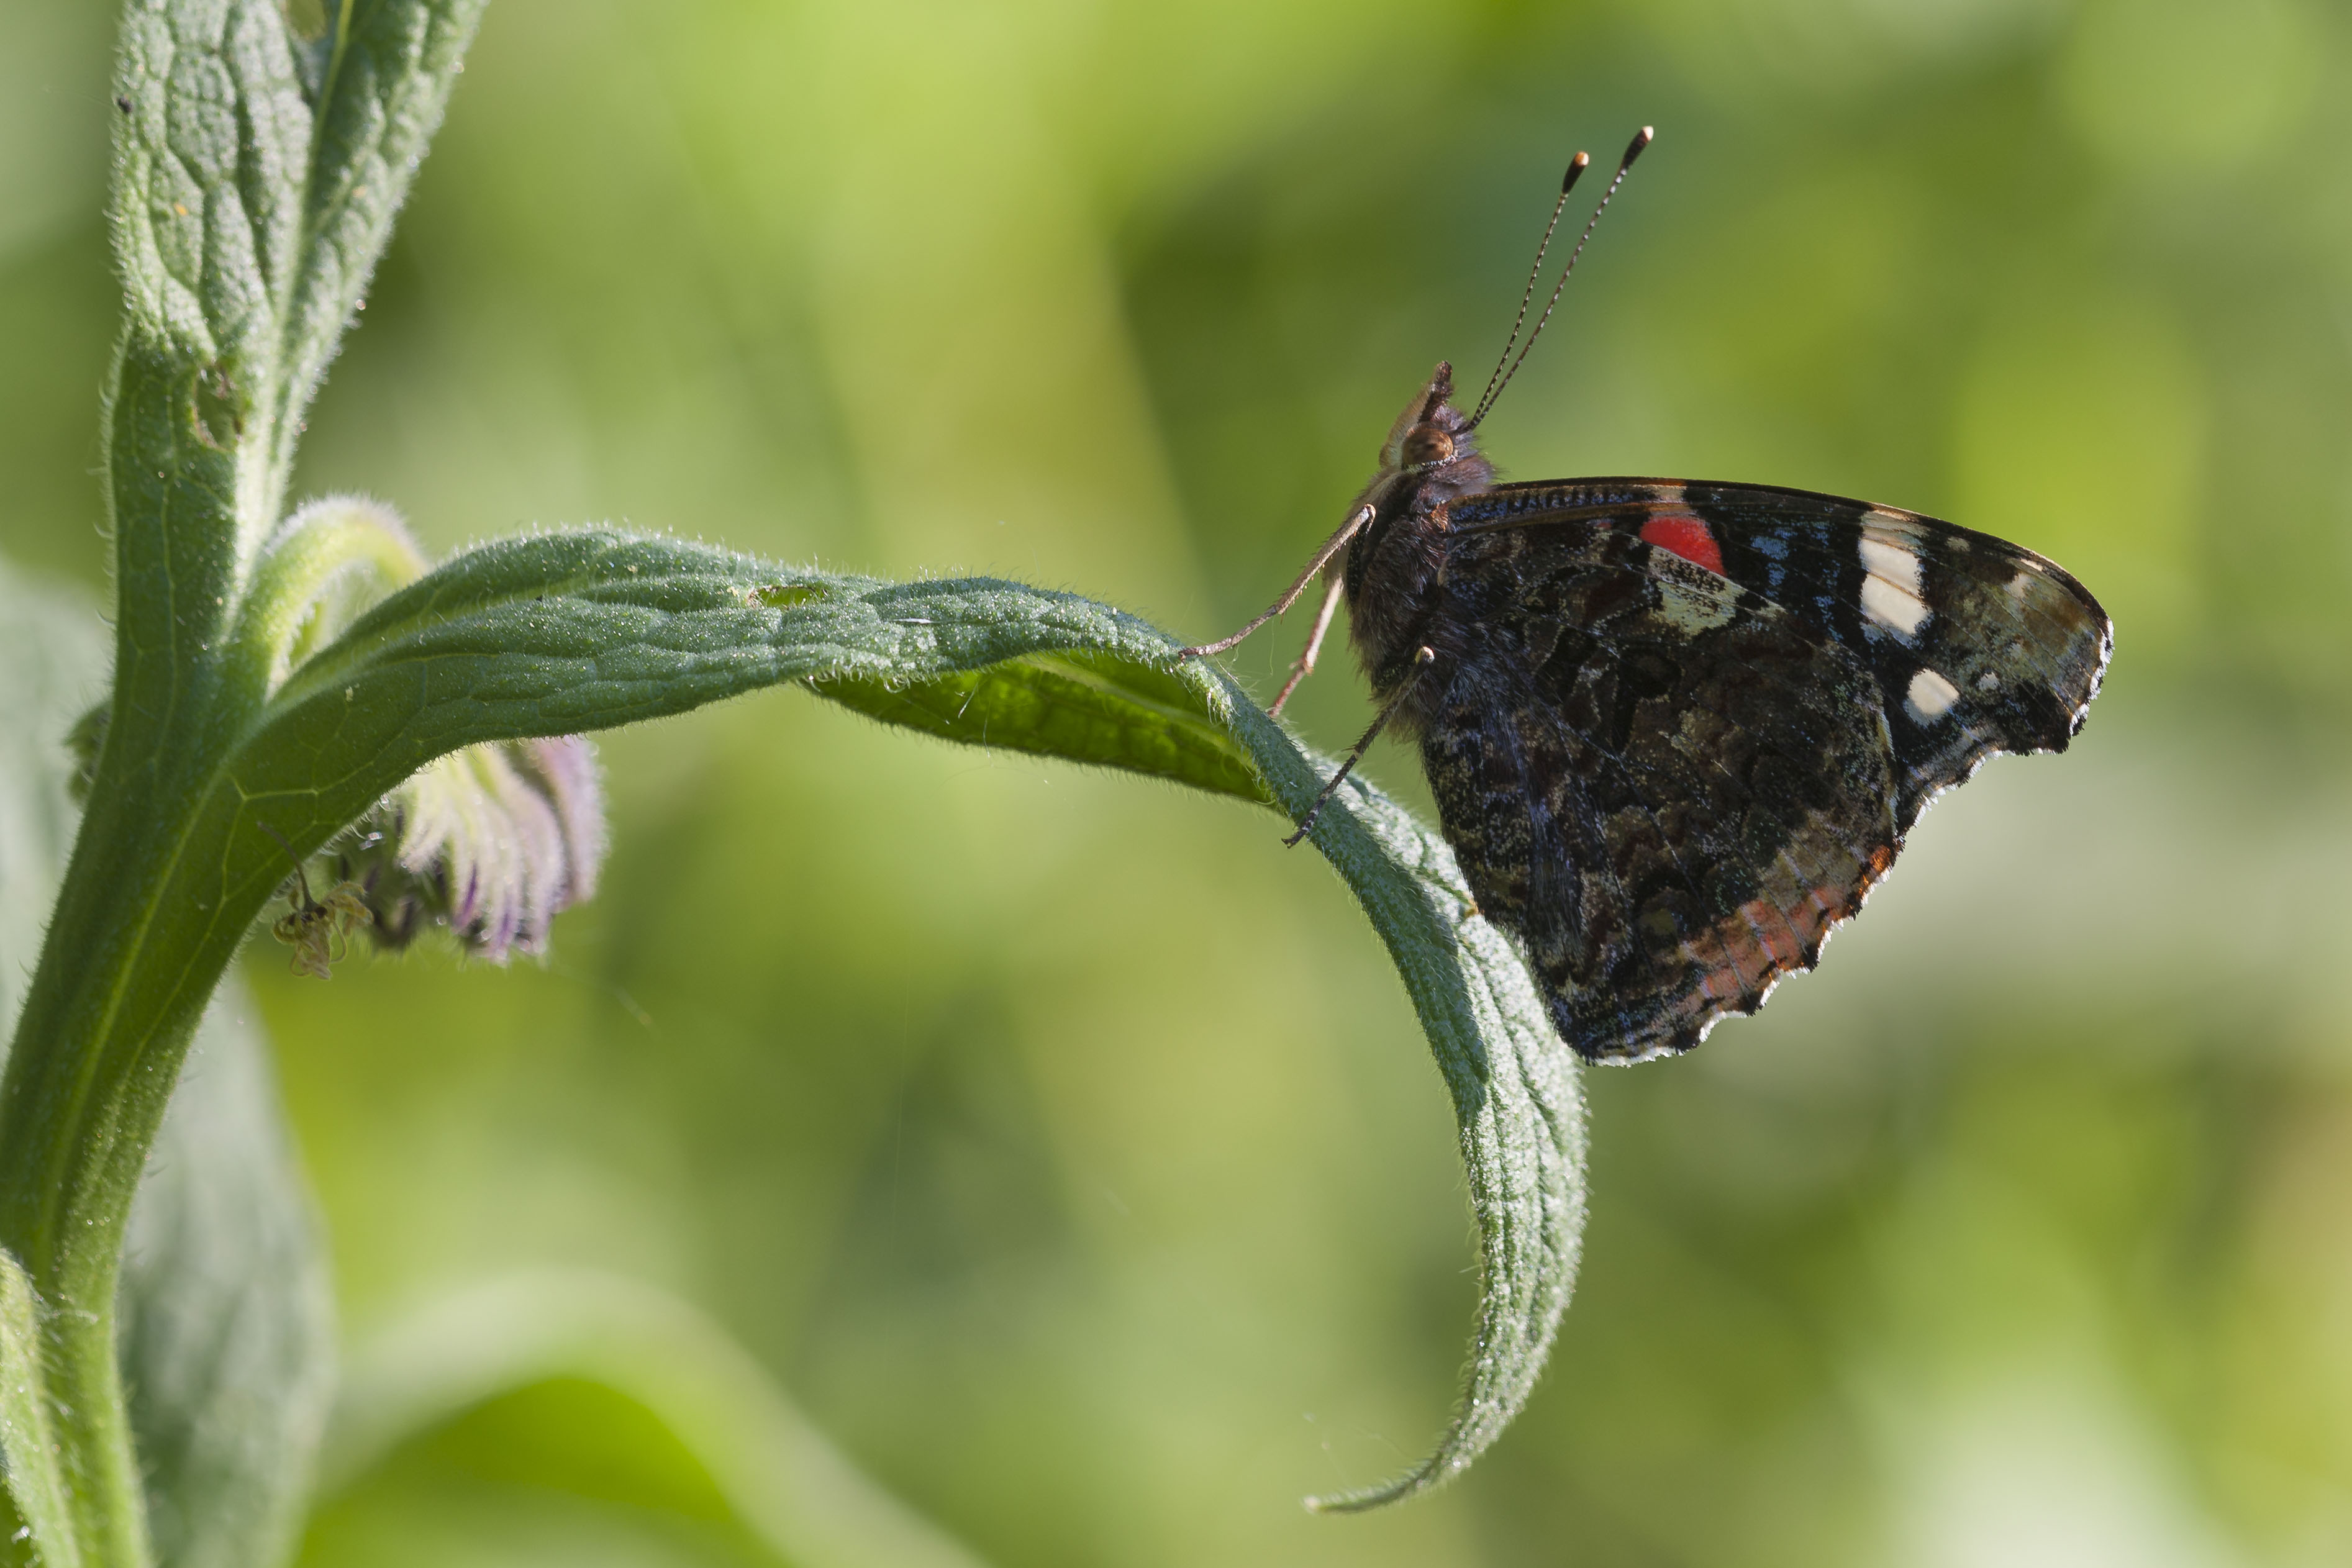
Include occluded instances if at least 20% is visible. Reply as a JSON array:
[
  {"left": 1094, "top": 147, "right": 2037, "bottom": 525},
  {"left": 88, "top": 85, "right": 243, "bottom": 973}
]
[{"left": 1401, "top": 424, "right": 1456, "bottom": 467}]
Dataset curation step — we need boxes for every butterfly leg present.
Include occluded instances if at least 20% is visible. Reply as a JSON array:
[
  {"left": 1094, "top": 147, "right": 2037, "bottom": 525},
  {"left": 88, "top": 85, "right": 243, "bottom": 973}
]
[
  {"left": 1178, "top": 503, "right": 1372, "bottom": 659},
  {"left": 1283, "top": 645, "right": 1435, "bottom": 846},
  {"left": 1268, "top": 571, "right": 1347, "bottom": 717}
]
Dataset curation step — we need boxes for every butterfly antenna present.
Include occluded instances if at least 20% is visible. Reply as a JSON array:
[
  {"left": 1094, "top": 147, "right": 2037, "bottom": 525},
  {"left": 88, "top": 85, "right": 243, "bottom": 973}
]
[
  {"left": 1469, "top": 150, "right": 1589, "bottom": 424},
  {"left": 1466, "top": 125, "right": 1653, "bottom": 432}
]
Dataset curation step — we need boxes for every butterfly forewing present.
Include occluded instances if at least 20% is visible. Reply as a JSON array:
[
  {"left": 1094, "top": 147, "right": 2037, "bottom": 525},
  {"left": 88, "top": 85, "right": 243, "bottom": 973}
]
[
  {"left": 1673, "top": 481, "right": 2111, "bottom": 825},
  {"left": 1434, "top": 479, "right": 2111, "bottom": 1060},
  {"left": 1460, "top": 480, "right": 2114, "bottom": 827}
]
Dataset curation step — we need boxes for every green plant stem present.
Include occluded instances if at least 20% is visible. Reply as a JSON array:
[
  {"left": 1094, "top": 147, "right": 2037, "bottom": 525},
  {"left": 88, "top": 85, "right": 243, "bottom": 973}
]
[
  {"left": 0, "top": 728, "right": 337, "bottom": 1568},
  {"left": 0, "top": 805, "right": 213, "bottom": 1568},
  {"left": 0, "top": 345, "right": 267, "bottom": 1567}
]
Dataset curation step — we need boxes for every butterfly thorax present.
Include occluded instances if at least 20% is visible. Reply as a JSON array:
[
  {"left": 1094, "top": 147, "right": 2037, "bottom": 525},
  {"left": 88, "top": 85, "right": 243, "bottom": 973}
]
[{"left": 1343, "top": 363, "right": 1494, "bottom": 721}]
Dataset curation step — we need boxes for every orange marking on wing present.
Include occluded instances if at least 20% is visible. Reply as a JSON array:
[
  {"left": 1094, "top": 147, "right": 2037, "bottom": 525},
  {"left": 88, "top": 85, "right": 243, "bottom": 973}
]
[
  {"left": 1782, "top": 891, "right": 1833, "bottom": 953},
  {"left": 1679, "top": 879, "right": 1864, "bottom": 1019},
  {"left": 1640, "top": 514, "right": 1725, "bottom": 576},
  {"left": 1678, "top": 904, "right": 1799, "bottom": 1015},
  {"left": 1738, "top": 898, "right": 1812, "bottom": 969}
]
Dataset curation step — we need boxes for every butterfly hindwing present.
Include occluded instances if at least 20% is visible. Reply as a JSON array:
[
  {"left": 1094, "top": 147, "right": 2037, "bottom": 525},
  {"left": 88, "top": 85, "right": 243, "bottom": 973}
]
[
  {"left": 1423, "top": 520, "right": 1902, "bottom": 1061},
  {"left": 1432, "top": 478, "right": 2112, "bottom": 1061}
]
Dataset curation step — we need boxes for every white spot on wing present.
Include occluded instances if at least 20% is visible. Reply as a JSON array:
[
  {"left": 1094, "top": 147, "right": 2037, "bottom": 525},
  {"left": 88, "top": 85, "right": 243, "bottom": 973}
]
[
  {"left": 1904, "top": 667, "right": 1961, "bottom": 723},
  {"left": 1858, "top": 536, "right": 1922, "bottom": 594},
  {"left": 1976, "top": 670, "right": 2000, "bottom": 692},
  {"left": 1862, "top": 574, "right": 1931, "bottom": 638},
  {"left": 1859, "top": 523, "right": 1930, "bottom": 639}
]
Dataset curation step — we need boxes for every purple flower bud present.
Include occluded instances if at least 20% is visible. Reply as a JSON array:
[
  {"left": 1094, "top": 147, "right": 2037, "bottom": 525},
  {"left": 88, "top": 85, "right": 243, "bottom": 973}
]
[{"left": 332, "top": 735, "right": 607, "bottom": 961}]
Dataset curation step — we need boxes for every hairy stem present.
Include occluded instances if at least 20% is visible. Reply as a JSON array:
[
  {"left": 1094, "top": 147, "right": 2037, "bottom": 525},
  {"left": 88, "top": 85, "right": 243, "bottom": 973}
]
[{"left": 0, "top": 343, "right": 263, "bottom": 1565}]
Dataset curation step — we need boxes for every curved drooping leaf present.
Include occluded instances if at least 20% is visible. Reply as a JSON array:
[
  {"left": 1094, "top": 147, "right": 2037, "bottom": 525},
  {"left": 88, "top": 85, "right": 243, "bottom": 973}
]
[
  {"left": 209, "top": 529, "right": 1585, "bottom": 1505},
  {"left": 1243, "top": 745, "right": 1587, "bottom": 1512},
  {"left": 314, "top": 1272, "right": 992, "bottom": 1568}
]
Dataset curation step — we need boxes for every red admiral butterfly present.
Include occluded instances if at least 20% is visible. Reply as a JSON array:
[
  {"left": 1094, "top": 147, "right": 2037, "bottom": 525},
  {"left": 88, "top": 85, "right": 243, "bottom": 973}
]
[{"left": 1182, "top": 129, "right": 2112, "bottom": 1063}]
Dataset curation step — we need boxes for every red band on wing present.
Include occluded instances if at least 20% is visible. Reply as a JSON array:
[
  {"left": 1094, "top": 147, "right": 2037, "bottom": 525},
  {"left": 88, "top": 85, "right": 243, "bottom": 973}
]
[{"left": 1640, "top": 514, "right": 1725, "bottom": 576}]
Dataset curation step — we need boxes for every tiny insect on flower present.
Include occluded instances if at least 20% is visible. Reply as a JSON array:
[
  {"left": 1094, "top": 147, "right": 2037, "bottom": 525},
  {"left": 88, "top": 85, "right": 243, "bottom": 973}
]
[
  {"left": 260, "top": 822, "right": 374, "bottom": 979},
  {"left": 273, "top": 879, "right": 373, "bottom": 979}
]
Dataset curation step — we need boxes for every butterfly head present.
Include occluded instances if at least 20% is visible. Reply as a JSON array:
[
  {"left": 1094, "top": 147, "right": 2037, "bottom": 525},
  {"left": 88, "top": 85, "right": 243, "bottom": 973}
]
[{"left": 1381, "top": 361, "right": 1481, "bottom": 478}]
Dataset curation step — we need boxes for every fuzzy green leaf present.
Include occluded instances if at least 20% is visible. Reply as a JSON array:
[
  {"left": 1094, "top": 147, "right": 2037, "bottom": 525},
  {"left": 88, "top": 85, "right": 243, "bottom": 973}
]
[
  {"left": 107, "top": 0, "right": 486, "bottom": 573},
  {"left": 110, "top": 0, "right": 311, "bottom": 374},
  {"left": 814, "top": 651, "right": 1274, "bottom": 806},
  {"left": 215, "top": 530, "right": 1585, "bottom": 1504},
  {"left": 120, "top": 984, "right": 336, "bottom": 1568},
  {"left": 265, "top": 0, "right": 487, "bottom": 500},
  {"left": 1202, "top": 689, "right": 1586, "bottom": 1508}
]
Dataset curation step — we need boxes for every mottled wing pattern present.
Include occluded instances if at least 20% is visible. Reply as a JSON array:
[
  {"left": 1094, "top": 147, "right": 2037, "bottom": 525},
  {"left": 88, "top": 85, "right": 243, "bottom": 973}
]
[
  {"left": 1421, "top": 523, "right": 1900, "bottom": 1061},
  {"left": 1682, "top": 481, "right": 2110, "bottom": 828},
  {"left": 1433, "top": 479, "right": 2110, "bottom": 1061}
]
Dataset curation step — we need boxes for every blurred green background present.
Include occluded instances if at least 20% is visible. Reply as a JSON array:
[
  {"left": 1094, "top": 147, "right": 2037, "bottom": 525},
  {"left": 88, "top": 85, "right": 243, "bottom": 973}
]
[{"left": 8, "top": 0, "right": 2352, "bottom": 1562}]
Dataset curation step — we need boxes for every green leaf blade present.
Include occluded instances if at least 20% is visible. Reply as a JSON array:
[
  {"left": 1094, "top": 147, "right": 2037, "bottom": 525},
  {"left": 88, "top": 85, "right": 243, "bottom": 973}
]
[
  {"left": 239, "top": 532, "right": 1586, "bottom": 1506},
  {"left": 122, "top": 984, "right": 337, "bottom": 1568},
  {"left": 19, "top": 509, "right": 1590, "bottom": 1521},
  {"left": 1209, "top": 684, "right": 1588, "bottom": 1509},
  {"left": 109, "top": 0, "right": 488, "bottom": 565},
  {"left": 110, "top": 0, "right": 311, "bottom": 382},
  {"left": 270, "top": 0, "right": 488, "bottom": 492},
  {"left": 815, "top": 652, "right": 1274, "bottom": 806}
]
